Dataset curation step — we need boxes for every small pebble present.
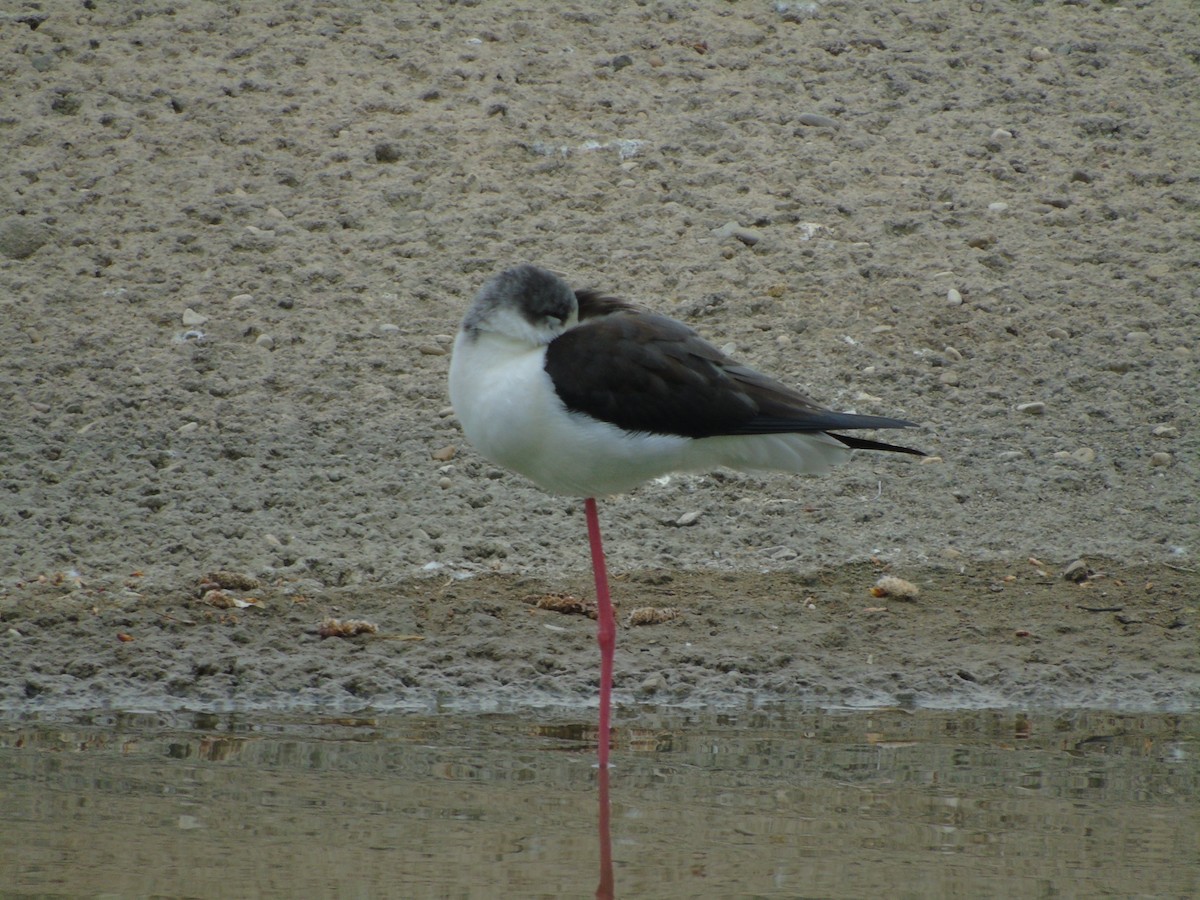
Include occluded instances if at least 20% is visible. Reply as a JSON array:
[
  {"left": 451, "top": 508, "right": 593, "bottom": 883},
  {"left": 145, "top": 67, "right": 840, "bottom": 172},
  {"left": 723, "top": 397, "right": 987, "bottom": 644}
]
[
  {"left": 943, "top": 346, "right": 962, "bottom": 361},
  {"left": 796, "top": 112, "right": 838, "bottom": 128},
  {"left": 178, "top": 421, "right": 200, "bottom": 434},
  {"left": 0, "top": 218, "right": 52, "bottom": 259},
  {"left": 871, "top": 575, "right": 920, "bottom": 602},
  {"left": 431, "top": 445, "right": 457, "bottom": 462},
  {"left": 1046, "top": 328, "right": 1069, "bottom": 340},
  {"left": 418, "top": 344, "right": 447, "bottom": 356},
  {"left": 231, "top": 293, "right": 254, "bottom": 303},
  {"left": 375, "top": 142, "right": 402, "bottom": 163},
  {"left": 990, "top": 128, "right": 1014, "bottom": 143},
  {"left": 946, "top": 288, "right": 963, "bottom": 306},
  {"left": 182, "top": 308, "right": 208, "bottom": 326},
  {"left": 378, "top": 323, "right": 400, "bottom": 333},
  {"left": 1151, "top": 425, "right": 1178, "bottom": 438},
  {"left": 796, "top": 222, "right": 828, "bottom": 241},
  {"left": 987, "top": 202, "right": 1009, "bottom": 212},
  {"left": 776, "top": 2, "right": 823, "bottom": 22},
  {"left": 637, "top": 673, "right": 669, "bottom": 695},
  {"left": 1070, "top": 447, "right": 1096, "bottom": 463},
  {"left": 711, "top": 220, "right": 762, "bottom": 246},
  {"left": 1125, "top": 331, "right": 1151, "bottom": 343},
  {"left": 318, "top": 618, "right": 378, "bottom": 638},
  {"left": 939, "top": 371, "right": 960, "bottom": 386},
  {"left": 1028, "top": 46, "right": 1052, "bottom": 62},
  {"left": 1149, "top": 452, "right": 1172, "bottom": 468},
  {"left": 255, "top": 334, "right": 275, "bottom": 350},
  {"left": 1062, "top": 559, "right": 1090, "bottom": 583},
  {"left": 627, "top": 607, "right": 681, "bottom": 627},
  {"left": 438, "top": 406, "right": 456, "bottom": 419},
  {"left": 201, "top": 589, "right": 246, "bottom": 609},
  {"left": 437, "top": 477, "right": 452, "bottom": 490},
  {"left": 1016, "top": 402, "right": 1046, "bottom": 416},
  {"left": 675, "top": 510, "right": 703, "bottom": 527}
]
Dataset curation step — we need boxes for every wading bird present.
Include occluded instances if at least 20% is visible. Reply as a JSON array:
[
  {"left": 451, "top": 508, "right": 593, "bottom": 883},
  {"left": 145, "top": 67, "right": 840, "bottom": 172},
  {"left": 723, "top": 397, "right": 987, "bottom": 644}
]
[{"left": 449, "top": 264, "right": 923, "bottom": 772}]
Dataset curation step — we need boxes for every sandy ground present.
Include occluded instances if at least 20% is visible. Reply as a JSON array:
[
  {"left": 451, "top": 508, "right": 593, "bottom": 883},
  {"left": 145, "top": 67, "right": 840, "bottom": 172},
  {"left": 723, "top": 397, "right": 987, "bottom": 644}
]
[{"left": 1, "top": 1, "right": 1197, "bottom": 714}]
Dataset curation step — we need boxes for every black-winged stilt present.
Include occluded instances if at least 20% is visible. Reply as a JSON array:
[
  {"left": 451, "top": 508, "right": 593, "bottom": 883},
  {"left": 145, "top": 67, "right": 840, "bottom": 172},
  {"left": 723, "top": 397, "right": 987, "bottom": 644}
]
[{"left": 448, "top": 264, "right": 923, "bottom": 770}]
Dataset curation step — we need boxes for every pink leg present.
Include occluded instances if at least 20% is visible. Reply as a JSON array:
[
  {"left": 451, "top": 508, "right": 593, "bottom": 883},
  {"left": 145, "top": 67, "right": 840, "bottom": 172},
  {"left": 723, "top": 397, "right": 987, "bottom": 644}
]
[
  {"left": 584, "top": 497, "right": 615, "bottom": 773},
  {"left": 585, "top": 497, "right": 615, "bottom": 899}
]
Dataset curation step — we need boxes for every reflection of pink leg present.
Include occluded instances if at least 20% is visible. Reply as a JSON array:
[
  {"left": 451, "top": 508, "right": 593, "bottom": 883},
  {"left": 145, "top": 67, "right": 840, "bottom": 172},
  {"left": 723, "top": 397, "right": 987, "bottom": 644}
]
[
  {"left": 595, "top": 751, "right": 614, "bottom": 900},
  {"left": 584, "top": 497, "right": 614, "bottom": 774},
  {"left": 585, "top": 497, "right": 615, "bottom": 900}
]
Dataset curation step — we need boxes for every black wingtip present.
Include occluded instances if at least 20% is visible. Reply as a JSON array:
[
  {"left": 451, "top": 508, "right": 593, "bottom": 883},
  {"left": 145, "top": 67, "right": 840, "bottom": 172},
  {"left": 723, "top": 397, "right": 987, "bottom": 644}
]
[{"left": 831, "top": 433, "right": 927, "bottom": 456}]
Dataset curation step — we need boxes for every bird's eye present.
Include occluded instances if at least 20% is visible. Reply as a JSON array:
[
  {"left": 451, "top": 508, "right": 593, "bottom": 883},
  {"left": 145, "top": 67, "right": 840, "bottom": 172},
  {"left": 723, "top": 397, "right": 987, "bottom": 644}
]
[{"left": 545, "top": 315, "right": 564, "bottom": 328}]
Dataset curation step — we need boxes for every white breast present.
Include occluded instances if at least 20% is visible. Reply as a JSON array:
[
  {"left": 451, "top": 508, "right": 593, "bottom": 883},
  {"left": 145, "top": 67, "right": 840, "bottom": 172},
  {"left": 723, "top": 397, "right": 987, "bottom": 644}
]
[{"left": 449, "top": 330, "right": 695, "bottom": 497}]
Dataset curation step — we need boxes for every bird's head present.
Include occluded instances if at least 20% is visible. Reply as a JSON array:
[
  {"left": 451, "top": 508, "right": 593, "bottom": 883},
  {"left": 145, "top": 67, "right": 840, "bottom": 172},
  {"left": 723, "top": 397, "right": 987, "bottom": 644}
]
[{"left": 461, "top": 264, "right": 579, "bottom": 346}]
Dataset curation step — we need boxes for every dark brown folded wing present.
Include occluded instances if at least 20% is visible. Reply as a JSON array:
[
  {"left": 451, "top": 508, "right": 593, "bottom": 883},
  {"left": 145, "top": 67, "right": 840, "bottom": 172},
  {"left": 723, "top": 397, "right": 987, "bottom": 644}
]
[{"left": 544, "top": 309, "right": 922, "bottom": 455}]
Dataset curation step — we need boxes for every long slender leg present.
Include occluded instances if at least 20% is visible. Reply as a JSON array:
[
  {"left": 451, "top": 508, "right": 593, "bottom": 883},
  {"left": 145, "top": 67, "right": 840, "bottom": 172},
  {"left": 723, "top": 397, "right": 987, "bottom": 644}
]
[
  {"left": 584, "top": 497, "right": 615, "bottom": 899},
  {"left": 584, "top": 497, "right": 614, "bottom": 772}
]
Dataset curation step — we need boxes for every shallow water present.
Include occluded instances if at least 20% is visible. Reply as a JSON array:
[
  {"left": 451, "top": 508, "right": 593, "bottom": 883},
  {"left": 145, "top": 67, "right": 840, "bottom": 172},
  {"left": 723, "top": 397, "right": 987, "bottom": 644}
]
[{"left": 1, "top": 707, "right": 1196, "bottom": 899}]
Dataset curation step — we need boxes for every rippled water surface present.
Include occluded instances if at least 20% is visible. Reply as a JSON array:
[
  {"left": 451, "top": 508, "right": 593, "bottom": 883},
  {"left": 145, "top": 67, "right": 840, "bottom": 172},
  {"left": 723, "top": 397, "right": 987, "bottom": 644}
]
[{"left": 1, "top": 707, "right": 1196, "bottom": 898}]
